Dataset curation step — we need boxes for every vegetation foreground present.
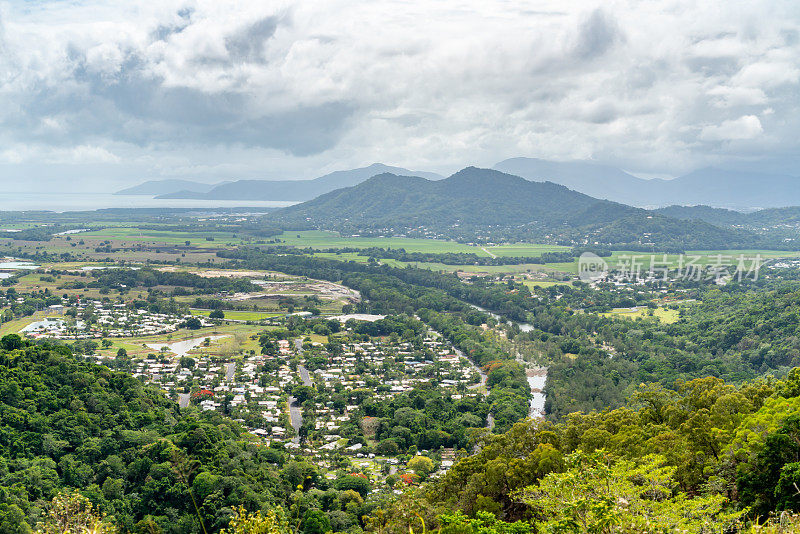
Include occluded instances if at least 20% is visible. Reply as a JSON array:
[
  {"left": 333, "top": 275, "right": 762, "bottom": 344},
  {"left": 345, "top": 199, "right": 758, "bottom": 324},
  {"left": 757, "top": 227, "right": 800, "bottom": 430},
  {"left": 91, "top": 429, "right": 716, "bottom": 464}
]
[{"left": 2, "top": 335, "right": 800, "bottom": 532}]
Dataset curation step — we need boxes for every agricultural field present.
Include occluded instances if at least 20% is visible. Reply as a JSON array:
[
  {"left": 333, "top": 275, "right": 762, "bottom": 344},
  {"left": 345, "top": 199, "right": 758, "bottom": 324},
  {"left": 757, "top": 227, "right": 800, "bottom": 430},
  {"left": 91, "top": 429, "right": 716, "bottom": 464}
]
[
  {"left": 484, "top": 243, "right": 570, "bottom": 257},
  {"left": 276, "top": 230, "right": 491, "bottom": 254}
]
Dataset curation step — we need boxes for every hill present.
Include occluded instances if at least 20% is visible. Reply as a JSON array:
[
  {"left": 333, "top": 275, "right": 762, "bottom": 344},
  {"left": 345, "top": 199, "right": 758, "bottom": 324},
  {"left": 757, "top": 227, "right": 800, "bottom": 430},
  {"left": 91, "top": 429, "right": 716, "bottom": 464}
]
[
  {"left": 656, "top": 205, "right": 800, "bottom": 227},
  {"left": 271, "top": 167, "right": 760, "bottom": 249},
  {"left": 156, "top": 163, "right": 444, "bottom": 201},
  {"left": 114, "top": 179, "right": 224, "bottom": 196}
]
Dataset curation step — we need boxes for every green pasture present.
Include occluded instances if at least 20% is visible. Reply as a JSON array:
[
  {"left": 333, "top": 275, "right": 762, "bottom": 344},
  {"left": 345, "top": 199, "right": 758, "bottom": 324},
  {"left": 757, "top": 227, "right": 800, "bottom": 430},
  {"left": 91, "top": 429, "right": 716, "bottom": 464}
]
[
  {"left": 79, "top": 227, "right": 247, "bottom": 247},
  {"left": 190, "top": 309, "right": 283, "bottom": 321},
  {"left": 600, "top": 306, "right": 681, "bottom": 324},
  {"left": 484, "top": 243, "right": 570, "bottom": 257},
  {"left": 276, "top": 231, "right": 489, "bottom": 254}
]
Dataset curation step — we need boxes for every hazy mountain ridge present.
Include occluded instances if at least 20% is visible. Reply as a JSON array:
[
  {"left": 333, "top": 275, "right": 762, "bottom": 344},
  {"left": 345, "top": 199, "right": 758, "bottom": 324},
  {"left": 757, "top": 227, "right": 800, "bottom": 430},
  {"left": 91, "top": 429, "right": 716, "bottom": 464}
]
[
  {"left": 492, "top": 158, "right": 800, "bottom": 209},
  {"left": 117, "top": 159, "right": 800, "bottom": 209},
  {"left": 114, "top": 179, "right": 227, "bottom": 196},
  {"left": 152, "top": 164, "right": 444, "bottom": 201}
]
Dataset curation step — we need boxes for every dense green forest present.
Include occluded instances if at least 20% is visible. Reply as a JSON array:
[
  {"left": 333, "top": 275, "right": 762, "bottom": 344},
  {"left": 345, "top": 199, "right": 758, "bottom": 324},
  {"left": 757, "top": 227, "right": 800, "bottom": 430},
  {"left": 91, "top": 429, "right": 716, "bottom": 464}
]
[{"left": 370, "top": 371, "right": 800, "bottom": 533}]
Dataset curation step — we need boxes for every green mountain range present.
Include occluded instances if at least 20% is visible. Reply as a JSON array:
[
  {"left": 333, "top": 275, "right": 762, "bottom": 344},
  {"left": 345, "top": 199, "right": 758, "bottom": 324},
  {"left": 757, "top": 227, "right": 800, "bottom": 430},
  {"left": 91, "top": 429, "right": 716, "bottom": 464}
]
[{"left": 271, "top": 167, "right": 763, "bottom": 250}]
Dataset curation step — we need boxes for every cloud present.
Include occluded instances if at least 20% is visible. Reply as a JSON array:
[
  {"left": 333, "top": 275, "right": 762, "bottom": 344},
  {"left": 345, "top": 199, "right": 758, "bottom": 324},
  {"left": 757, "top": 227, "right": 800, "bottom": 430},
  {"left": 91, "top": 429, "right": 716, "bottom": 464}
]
[
  {"left": 0, "top": 0, "right": 798, "bottom": 190},
  {"left": 573, "top": 9, "right": 623, "bottom": 60},
  {"left": 700, "top": 115, "right": 764, "bottom": 141}
]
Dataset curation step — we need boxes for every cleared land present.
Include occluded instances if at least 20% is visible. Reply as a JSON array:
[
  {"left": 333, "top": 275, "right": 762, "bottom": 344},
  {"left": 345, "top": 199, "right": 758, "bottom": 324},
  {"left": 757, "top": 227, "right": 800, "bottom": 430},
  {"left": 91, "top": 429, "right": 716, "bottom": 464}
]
[{"left": 600, "top": 306, "right": 682, "bottom": 324}]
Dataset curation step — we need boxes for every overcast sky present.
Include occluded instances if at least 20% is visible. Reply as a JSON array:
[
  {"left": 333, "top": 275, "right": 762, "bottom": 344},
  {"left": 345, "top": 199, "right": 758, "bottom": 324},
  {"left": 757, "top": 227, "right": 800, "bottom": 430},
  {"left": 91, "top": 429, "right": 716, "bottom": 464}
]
[{"left": 1, "top": 0, "right": 799, "bottom": 192}]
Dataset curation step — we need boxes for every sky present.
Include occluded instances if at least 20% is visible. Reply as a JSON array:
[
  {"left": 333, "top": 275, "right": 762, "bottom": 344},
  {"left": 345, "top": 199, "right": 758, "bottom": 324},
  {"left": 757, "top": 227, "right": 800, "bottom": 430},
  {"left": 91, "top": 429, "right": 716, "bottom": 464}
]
[{"left": 0, "top": 0, "right": 799, "bottom": 192}]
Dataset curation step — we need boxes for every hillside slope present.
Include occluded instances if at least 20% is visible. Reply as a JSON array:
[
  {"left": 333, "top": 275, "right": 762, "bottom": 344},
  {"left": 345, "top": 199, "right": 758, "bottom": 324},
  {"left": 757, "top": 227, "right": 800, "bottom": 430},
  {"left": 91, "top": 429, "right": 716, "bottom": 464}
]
[{"left": 272, "top": 167, "right": 759, "bottom": 249}]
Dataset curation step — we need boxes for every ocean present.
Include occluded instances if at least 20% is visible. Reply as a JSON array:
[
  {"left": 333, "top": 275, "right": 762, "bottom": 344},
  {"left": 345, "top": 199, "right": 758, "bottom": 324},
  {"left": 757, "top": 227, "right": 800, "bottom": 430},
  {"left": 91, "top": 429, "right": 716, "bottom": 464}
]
[{"left": 1, "top": 193, "right": 299, "bottom": 213}]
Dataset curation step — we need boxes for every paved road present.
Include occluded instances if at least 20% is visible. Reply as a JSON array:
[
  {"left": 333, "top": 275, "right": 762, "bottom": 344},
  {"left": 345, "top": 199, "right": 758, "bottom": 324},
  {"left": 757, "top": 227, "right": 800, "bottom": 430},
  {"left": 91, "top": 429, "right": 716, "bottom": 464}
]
[
  {"left": 288, "top": 339, "right": 310, "bottom": 444},
  {"left": 298, "top": 364, "right": 311, "bottom": 386},
  {"left": 224, "top": 362, "right": 235, "bottom": 382},
  {"left": 288, "top": 397, "right": 302, "bottom": 444},
  {"left": 458, "top": 348, "right": 487, "bottom": 392},
  {"left": 178, "top": 393, "right": 190, "bottom": 409}
]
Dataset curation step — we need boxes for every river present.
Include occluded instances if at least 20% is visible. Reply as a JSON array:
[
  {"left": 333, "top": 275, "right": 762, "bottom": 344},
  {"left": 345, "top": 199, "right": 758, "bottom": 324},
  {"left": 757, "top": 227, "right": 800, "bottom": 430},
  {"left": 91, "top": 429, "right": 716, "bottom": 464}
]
[{"left": 469, "top": 304, "right": 547, "bottom": 419}]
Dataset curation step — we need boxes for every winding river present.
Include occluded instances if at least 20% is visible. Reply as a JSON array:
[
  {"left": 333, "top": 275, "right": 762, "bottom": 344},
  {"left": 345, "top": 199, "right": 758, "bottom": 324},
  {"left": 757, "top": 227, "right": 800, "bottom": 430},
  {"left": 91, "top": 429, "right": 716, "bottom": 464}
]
[{"left": 469, "top": 304, "right": 547, "bottom": 419}]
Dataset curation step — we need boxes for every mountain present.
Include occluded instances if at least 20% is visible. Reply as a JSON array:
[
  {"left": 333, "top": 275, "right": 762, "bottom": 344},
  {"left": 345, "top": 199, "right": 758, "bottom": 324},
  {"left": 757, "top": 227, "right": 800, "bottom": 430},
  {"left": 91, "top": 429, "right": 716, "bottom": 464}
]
[
  {"left": 156, "top": 163, "right": 444, "bottom": 201},
  {"left": 275, "top": 167, "right": 635, "bottom": 225},
  {"left": 658, "top": 168, "right": 800, "bottom": 209},
  {"left": 114, "top": 179, "right": 225, "bottom": 196},
  {"left": 492, "top": 158, "right": 800, "bottom": 209},
  {"left": 492, "top": 157, "right": 654, "bottom": 205},
  {"left": 271, "top": 167, "right": 759, "bottom": 249}
]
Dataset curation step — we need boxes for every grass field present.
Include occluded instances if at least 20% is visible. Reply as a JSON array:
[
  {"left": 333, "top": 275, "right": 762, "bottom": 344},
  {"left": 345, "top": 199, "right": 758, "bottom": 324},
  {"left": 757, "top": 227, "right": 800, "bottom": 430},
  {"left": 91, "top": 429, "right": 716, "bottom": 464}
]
[
  {"left": 522, "top": 280, "right": 573, "bottom": 289},
  {"left": 190, "top": 309, "right": 284, "bottom": 321},
  {"left": 484, "top": 244, "right": 570, "bottom": 257},
  {"left": 277, "top": 230, "right": 490, "bottom": 254},
  {"left": 601, "top": 306, "right": 681, "bottom": 324},
  {"left": 79, "top": 227, "right": 247, "bottom": 248}
]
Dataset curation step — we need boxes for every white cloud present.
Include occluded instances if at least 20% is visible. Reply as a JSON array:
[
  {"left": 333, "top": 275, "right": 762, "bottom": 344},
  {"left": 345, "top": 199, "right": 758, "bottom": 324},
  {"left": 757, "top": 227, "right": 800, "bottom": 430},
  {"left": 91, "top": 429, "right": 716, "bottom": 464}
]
[
  {"left": 700, "top": 115, "right": 764, "bottom": 141},
  {"left": 0, "top": 0, "right": 798, "bottom": 188}
]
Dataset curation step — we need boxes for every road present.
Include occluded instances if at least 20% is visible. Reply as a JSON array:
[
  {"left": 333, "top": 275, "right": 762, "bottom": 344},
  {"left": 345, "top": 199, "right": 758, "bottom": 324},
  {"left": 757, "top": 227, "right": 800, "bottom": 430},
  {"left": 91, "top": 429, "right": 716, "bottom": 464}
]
[
  {"left": 224, "top": 362, "right": 235, "bottom": 382},
  {"left": 288, "top": 398, "right": 302, "bottom": 444},
  {"left": 288, "top": 339, "right": 311, "bottom": 444},
  {"left": 298, "top": 364, "right": 311, "bottom": 386},
  {"left": 455, "top": 347, "right": 495, "bottom": 431},
  {"left": 481, "top": 247, "right": 497, "bottom": 259},
  {"left": 458, "top": 347, "right": 487, "bottom": 392},
  {"left": 178, "top": 393, "right": 190, "bottom": 409}
]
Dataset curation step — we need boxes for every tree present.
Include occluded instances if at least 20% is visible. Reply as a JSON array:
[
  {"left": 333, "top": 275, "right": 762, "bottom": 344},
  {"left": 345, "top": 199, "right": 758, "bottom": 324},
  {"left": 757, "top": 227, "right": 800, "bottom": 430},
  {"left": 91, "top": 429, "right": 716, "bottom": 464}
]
[
  {"left": 407, "top": 456, "right": 435, "bottom": 479},
  {"left": 35, "top": 491, "right": 114, "bottom": 533},
  {"left": 1, "top": 334, "right": 23, "bottom": 351},
  {"left": 301, "top": 509, "right": 330, "bottom": 534},
  {"left": 184, "top": 317, "right": 202, "bottom": 330},
  {"left": 517, "top": 451, "right": 745, "bottom": 533},
  {"left": 209, "top": 309, "right": 225, "bottom": 319},
  {"left": 220, "top": 506, "right": 290, "bottom": 534},
  {"left": 334, "top": 475, "right": 371, "bottom": 498}
]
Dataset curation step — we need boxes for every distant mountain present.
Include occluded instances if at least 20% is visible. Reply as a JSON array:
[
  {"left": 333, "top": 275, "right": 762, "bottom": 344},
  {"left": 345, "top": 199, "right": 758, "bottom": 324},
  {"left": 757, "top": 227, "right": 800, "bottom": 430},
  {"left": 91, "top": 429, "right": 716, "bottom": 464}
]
[
  {"left": 492, "top": 157, "right": 654, "bottom": 205},
  {"left": 492, "top": 158, "right": 800, "bottom": 209},
  {"left": 272, "top": 167, "right": 759, "bottom": 249},
  {"left": 657, "top": 168, "right": 800, "bottom": 209},
  {"left": 115, "top": 179, "right": 226, "bottom": 196},
  {"left": 156, "top": 163, "right": 444, "bottom": 201}
]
